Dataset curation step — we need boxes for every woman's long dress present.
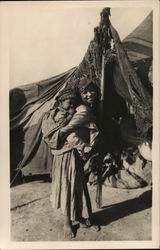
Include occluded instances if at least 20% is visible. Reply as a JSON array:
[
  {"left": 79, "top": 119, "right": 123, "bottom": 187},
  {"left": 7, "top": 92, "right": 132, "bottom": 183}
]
[{"left": 42, "top": 105, "right": 99, "bottom": 221}]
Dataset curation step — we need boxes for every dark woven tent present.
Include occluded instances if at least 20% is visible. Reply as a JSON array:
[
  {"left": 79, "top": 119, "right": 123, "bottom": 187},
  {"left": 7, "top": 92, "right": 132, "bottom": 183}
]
[{"left": 10, "top": 9, "right": 152, "bottom": 183}]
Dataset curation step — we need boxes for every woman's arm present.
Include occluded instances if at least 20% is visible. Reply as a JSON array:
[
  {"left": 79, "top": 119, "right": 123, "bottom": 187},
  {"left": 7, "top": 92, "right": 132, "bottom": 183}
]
[{"left": 59, "top": 105, "right": 92, "bottom": 135}]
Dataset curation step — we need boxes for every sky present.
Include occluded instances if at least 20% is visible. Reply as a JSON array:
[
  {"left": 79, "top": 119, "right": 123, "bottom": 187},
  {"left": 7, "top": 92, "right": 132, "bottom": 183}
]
[{"left": 3, "top": 2, "right": 152, "bottom": 88}]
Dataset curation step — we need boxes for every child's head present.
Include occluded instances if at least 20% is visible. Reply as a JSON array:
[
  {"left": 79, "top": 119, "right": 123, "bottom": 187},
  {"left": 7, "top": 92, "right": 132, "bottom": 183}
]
[
  {"left": 56, "top": 88, "right": 77, "bottom": 111},
  {"left": 59, "top": 98, "right": 76, "bottom": 111}
]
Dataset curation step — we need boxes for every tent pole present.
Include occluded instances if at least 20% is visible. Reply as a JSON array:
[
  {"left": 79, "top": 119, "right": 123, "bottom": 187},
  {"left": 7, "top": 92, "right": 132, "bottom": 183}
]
[{"left": 96, "top": 53, "right": 105, "bottom": 208}]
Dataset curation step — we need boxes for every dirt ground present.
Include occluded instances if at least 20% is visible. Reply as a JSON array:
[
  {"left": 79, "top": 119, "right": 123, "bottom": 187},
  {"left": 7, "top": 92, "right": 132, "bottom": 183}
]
[{"left": 11, "top": 180, "right": 152, "bottom": 241}]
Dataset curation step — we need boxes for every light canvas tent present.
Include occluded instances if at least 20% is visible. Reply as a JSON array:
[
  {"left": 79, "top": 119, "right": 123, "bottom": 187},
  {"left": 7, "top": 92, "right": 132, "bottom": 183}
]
[{"left": 10, "top": 9, "right": 152, "bottom": 183}]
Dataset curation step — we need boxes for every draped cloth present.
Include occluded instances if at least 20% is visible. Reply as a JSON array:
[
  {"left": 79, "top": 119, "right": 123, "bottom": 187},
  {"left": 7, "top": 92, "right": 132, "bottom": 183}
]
[
  {"left": 50, "top": 150, "right": 92, "bottom": 221},
  {"left": 110, "top": 22, "right": 152, "bottom": 138}
]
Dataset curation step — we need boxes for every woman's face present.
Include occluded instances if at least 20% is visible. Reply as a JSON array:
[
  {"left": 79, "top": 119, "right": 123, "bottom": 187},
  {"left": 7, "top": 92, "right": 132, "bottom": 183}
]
[
  {"left": 60, "top": 98, "right": 75, "bottom": 111},
  {"left": 80, "top": 84, "right": 97, "bottom": 106}
]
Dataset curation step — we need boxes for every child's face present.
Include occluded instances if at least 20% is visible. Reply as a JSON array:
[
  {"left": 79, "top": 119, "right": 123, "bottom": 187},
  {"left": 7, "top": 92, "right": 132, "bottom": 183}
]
[{"left": 60, "top": 98, "right": 75, "bottom": 111}]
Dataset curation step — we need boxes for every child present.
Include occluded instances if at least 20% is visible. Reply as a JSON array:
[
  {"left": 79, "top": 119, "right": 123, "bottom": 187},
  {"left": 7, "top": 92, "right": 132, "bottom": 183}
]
[
  {"left": 42, "top": 88, "right": 91, "bottom": 160},
  {"left": 42, "top": 88, "right": 77, "bottom": 144}
]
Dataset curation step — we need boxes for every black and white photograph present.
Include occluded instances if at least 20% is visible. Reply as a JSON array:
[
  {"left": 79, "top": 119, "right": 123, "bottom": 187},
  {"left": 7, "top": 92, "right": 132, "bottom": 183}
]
[{"left": 0, "top": 0, "right": 159, "bottom": 249}]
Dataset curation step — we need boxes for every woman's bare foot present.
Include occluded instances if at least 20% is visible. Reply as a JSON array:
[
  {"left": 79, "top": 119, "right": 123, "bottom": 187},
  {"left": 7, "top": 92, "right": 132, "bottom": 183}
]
[{"left": 64, "top": 216, "right": 74, "bottom": 239}]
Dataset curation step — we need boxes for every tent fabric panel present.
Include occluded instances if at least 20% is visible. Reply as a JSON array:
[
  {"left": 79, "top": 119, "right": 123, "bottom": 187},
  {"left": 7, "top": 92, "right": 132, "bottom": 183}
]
[
  {"left": 124, "top": 42, "right": 152, "bottom": 58},
  {"left": 22, "top": 138, "right": 53, "bottom": 176},
  {"left": 10, "top": 67, "right": 76, "bottom": 98},
  {"left": 10, "top": 67, "right": 76, "bottom": 116},
  {"left": 123, "top": 12, "right": 152, "bottom": 62},
  {"left": 126, "top": 51, "right": 150, "bottom": 62},
  {"left": 110, "top": 23, "right": 152, "bottom": 137},
  {"left": 123, "top": 12, "right": 153, "bottom": 45},
  {"left": 112, "top": 62, "right": 132, "bottom": 103},
  {"left": 10, "top": 68, "right": 76, "bottom": 130}
]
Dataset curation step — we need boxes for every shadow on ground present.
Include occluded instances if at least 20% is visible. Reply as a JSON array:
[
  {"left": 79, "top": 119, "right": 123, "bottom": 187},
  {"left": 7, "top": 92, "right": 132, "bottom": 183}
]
[{"left": 92, "top": 189, "right": 152, "bottom": 226}]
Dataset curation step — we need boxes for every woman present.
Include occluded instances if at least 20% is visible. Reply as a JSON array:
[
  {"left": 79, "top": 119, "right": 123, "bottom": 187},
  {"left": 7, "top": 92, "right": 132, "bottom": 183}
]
[{"left": 42, "top": 80, "right": 100, "bottom": 238}]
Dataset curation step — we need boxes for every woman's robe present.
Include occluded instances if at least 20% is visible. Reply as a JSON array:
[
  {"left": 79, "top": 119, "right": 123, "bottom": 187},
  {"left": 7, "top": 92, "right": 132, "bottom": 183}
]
[{"left": 42, "top": 104, "right": 99, "bottom": 221}]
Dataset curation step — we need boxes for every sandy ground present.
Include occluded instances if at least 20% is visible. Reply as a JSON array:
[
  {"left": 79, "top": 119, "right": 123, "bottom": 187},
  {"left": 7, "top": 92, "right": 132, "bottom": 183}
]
[{"left": 11, "top": 180, "right": 152, "bottom": 241}]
